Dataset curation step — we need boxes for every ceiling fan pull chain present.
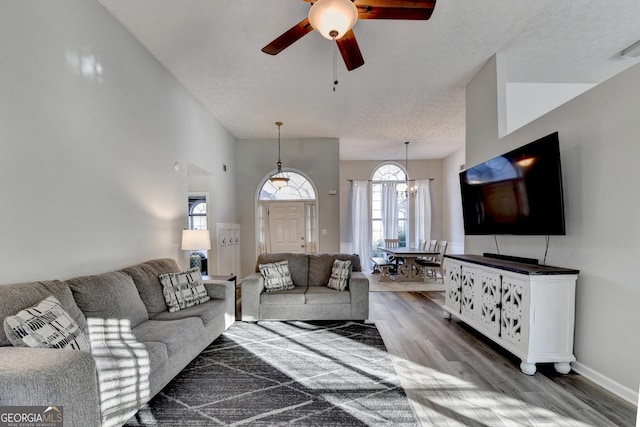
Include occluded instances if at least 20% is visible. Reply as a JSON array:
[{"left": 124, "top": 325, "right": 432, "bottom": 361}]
[{"left": 332, "top": 34, "right": 338, "bottom": 91}]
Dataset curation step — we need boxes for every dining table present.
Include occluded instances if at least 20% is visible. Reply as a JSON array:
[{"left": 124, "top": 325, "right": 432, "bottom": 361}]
[{"left": 377, "top": 246, "right": 440, "bottom": 282}]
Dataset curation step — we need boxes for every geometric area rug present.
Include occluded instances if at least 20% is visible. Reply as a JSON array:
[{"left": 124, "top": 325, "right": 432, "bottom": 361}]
[{"left": 125, "top": 321, "right": 418, "bottom": 426}]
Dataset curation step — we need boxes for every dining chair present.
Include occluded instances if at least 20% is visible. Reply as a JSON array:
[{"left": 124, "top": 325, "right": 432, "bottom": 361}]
[
  {"left": 371, "top": 238, "right": 402, "bottom": 281},
  {"left": 415, "top": 240, "right": 448, "bottom": 283},
  {"left": 383, "top": 238, "right": 402, "bottom": 271}
]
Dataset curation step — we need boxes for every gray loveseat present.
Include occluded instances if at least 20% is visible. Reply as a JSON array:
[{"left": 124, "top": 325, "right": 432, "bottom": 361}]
[
  {"left": 241, "top": 253, "right": 369, "bottom": 321},
  {"left": 0, "top": 258, "right": 234, "bottom": 427}
]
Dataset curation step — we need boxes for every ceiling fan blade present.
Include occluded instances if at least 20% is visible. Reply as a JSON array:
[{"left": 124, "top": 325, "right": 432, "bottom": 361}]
[
  {"left": 302, "top": 0, "right": 436, "bottom": 8},
  {"left": 353, "top": 0, "right": 435, "bottom": 8},
  {"left": 357, "top": 5, "right": 435, "bottom": 20},
  {"left": 336, "top": 30, "right": 364, "bottom": 71},
  {"left": 262, "top": 18, "right": 313, "bottom": 55}
]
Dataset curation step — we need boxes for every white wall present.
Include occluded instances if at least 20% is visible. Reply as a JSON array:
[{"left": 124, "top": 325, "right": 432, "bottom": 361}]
[
  {"left": 339, "top": 159, "right": 444, "bottom": 250},
  {"left": 466, "top": 55, "right": 640, "bottom": 403},
  {"left": 506, "top": 82, "right": 595, "bottom": 134},
  {"left": 442, "top": 148, "right": 465, "bottom": 255},
  {"left": 236, "top": 138, "right": 340, "bottom": 278},
  {"left": 0, "top": 1, "right": 237, "bottom": 283}
]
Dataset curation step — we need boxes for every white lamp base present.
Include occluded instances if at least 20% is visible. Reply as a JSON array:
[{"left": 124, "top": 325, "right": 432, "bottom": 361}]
[{"left": 189, "top": 253, "right": 202, "bottom": 271}]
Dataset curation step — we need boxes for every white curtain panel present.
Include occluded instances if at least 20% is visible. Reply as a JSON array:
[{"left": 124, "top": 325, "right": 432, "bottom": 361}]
[
  {"left": 414, "top": 179, "right": 432, "bottom": 246},
  {"left": 381, "top": 182, "right": 398, "bottom": 239},
  {"left": 257, "top": 203, "right": 269, "bottom": 254},
  {"left": 305, "top": 202, "right": 318, "bottom": 253},
  {"left": 351, "top": 180, "right": 370, "bottom": 267}
]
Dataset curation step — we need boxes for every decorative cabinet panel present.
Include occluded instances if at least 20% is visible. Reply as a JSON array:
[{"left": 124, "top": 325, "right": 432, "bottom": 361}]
[
  {"left": 478, "top": 270, "right": 501, "bottom": 337},
  {"left": 444, "top": 262, "right": 461, "bottom": 313},
  {"left": 460, "top": 268, "right": 476, "bottom": 319},
  {"left": 499, "top": 275, "right": 529, "bottom": 353},
  {"left": 443, "top": 255, "right": 578, "bottom": 376}
]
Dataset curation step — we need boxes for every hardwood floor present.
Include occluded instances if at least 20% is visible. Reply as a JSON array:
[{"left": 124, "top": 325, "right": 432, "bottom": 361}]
[{"left": 370, "top": 291, "right": 637, "bottom": 427}]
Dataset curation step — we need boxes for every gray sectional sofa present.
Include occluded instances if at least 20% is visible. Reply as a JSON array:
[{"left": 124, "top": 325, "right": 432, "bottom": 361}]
[
  {"left": 0, "top": 258, "right": 235, "bottom": 427},
  {"left": 241, "top": 253, "right": 369, "bottom": 321}
]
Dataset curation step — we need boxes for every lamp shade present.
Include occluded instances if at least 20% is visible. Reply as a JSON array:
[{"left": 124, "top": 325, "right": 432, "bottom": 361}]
[
  {"left": 181, "top": 229, "right": 211, "bottom": 251},
  {"left": 308, "top": 0, "right": 358, "bottom": 40}
]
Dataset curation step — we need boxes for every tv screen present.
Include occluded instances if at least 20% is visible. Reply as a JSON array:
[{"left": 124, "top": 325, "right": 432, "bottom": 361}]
[{"left": 459, "top": 132, "right": 566, "bottom": 235}]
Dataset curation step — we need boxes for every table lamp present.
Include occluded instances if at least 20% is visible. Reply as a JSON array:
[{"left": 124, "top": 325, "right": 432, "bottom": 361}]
[{"left": 181, "top": 229, "right": 211, "bottom": 271}]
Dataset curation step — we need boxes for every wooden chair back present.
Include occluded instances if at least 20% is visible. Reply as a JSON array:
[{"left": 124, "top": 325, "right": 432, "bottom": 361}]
[{"left": 383, "top": 238, "right": 400, "bottom": 248}]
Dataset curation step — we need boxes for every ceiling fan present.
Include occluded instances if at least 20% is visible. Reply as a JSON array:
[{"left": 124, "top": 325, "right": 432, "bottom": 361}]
[{"left": 262, "top": 0, "right": 437, "bottom": 71}]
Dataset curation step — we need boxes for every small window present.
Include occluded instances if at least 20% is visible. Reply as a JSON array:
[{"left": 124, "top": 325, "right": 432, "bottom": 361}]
[{"left": 189, "top": 198, "right": 207, "bottom": 230}]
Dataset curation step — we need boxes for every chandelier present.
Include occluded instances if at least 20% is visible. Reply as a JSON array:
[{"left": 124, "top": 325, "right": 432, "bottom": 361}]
[
  {"left": 403, "top": 141, "right": 417, "bottom": 199},
  {"left": 269, "top": 121, "right": 290, "bottom": 188}
]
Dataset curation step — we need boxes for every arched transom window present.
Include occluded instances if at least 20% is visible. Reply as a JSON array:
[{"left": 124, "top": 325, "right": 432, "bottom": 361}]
[
  {"left": 372, "top": 163, "right": 407, "bottom": 181},
  {"left": 259, "top": 172, "right": 316, "bottom": 200}
]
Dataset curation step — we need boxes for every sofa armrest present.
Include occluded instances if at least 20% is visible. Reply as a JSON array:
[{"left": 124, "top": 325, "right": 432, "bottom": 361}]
[
  {"left": 240, "top": 273, "right": 264, "bottom": 322},
  {"left": 203, "top": 279, "right": 233, "bottom": 300},
  {"left": 203, "top": 279, "right": 236, "bottom": 328},
  {"left": 0, "top": 347, "right": 101, "bottom": 427},
  {"left": 349, "top": 272, "right": 370, "bottom": 320}
]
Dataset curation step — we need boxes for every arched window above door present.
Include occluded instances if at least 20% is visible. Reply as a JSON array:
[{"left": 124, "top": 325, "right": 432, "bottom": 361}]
[{"left": 259, "top": 172, "right": 316, "bottom": 200}]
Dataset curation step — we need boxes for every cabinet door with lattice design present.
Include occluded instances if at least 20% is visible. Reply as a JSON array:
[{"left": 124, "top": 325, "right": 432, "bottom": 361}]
[
  {"left": 460, "top": 267, "right": 476, "bottom": 319},
  {"left": 500, "top": 275, "right": 530, "bottom": 352},
  {"left": 444, "top": 261, "right": 461, "bottom": 313},
  {"left": 477, "top": 270, "right": 501, "bottom": 336}
]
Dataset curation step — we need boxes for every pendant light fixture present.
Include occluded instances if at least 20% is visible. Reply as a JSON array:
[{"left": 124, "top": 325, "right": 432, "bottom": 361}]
[{"left": 269, "top": 121, "right": 290, "bottom": 188}]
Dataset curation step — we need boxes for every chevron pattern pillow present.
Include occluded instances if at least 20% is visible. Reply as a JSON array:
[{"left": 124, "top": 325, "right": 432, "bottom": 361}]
[
  {"left": 159, "top": 268, "right": 210, "bottom": 312},
  {"left": 4, "top": 295, "right": 90, "bottom": 351},
  {"left": 259, "top": 260, "right": 295, "bottom": 293},
  {"left": 327, "top": 259, "right": 352, "bottom": 291}
]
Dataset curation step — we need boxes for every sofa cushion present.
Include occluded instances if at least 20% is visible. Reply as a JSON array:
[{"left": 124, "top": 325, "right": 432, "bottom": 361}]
[
  {"left": 308, "top": 254, "right": 362, "bottom": 287},
  {"left": 327, "top": 259, "right": 352, "bottom": 291},
  {"left": 304, "top": 287, "right": 351, "bottom": 305},
  {"left": 158, "top": 268, "right": 210, "bottom": 312},
  {"left": 259, "top": 260, "right": 295, "bottom": 293},
  {"left": 67, "top": 271, "right": 149, "bottom": 328},
  {"left": 4, "top": 295, "right": 90, "bottom": 351},
  {"left": 0, "top": 280, "right": 87, "bottom": 347},
  {"left": 151, "top": 299, "right": 227, "bottom": 327},
  {"left": 131, "top": 318, "right": 204, "bottom": 356},
  {"left": 260, "top": 287, "right": 306, "bottom": 305},
  {"left": 120, "top": 258, "right": 182, "bottom": 317},
  {"left": 255, "top": 253, "right": 309, "bottom": 287}
]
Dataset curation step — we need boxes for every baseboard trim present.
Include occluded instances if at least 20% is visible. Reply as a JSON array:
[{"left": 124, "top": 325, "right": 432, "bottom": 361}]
[{"left": 572, "top": 361, "right": 638, "bottom": 406}]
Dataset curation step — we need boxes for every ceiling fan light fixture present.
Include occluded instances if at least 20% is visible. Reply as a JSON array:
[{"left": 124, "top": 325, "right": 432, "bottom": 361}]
[{"left": 308, "top": 0, "right": 358, "bottom": 40}]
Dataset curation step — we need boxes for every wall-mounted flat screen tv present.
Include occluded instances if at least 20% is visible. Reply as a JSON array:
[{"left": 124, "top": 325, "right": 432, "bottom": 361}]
[{"left": 459, "top": 132, "right": 566, "bottom": 235}]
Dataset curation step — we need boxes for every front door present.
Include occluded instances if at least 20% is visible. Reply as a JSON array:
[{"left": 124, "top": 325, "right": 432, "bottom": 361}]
[{"left": 269, "top": 202, "right": 306, "bottom": 253}]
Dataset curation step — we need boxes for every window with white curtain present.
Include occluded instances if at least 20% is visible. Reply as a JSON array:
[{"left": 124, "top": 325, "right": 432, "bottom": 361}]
[{"left": 371, "top": 164, "right": 408, "bottom": 256}]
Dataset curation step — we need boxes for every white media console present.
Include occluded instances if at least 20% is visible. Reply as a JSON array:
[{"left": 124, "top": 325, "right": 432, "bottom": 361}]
[{"left": 443, "top": 254, "right": 579, "bottom": 375}]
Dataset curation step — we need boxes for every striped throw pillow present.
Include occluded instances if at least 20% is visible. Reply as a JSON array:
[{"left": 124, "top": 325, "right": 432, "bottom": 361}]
[
  {"left": 259, "top": 260, "right": 295, "bottom": 293},
  {"left": 159, "top": 268, "right": 210, "bottom": 312},
  {"left": 327, "top": 259, "right": 352, "bottom": 291},
  {"left": 4, "top": 295, "right": 90, "bottom": 351}
]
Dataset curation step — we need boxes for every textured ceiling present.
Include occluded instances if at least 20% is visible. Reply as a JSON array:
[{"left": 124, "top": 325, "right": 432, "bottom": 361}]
[{"left": 98, "top": 0, "right": 640, "bottom": 160}]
